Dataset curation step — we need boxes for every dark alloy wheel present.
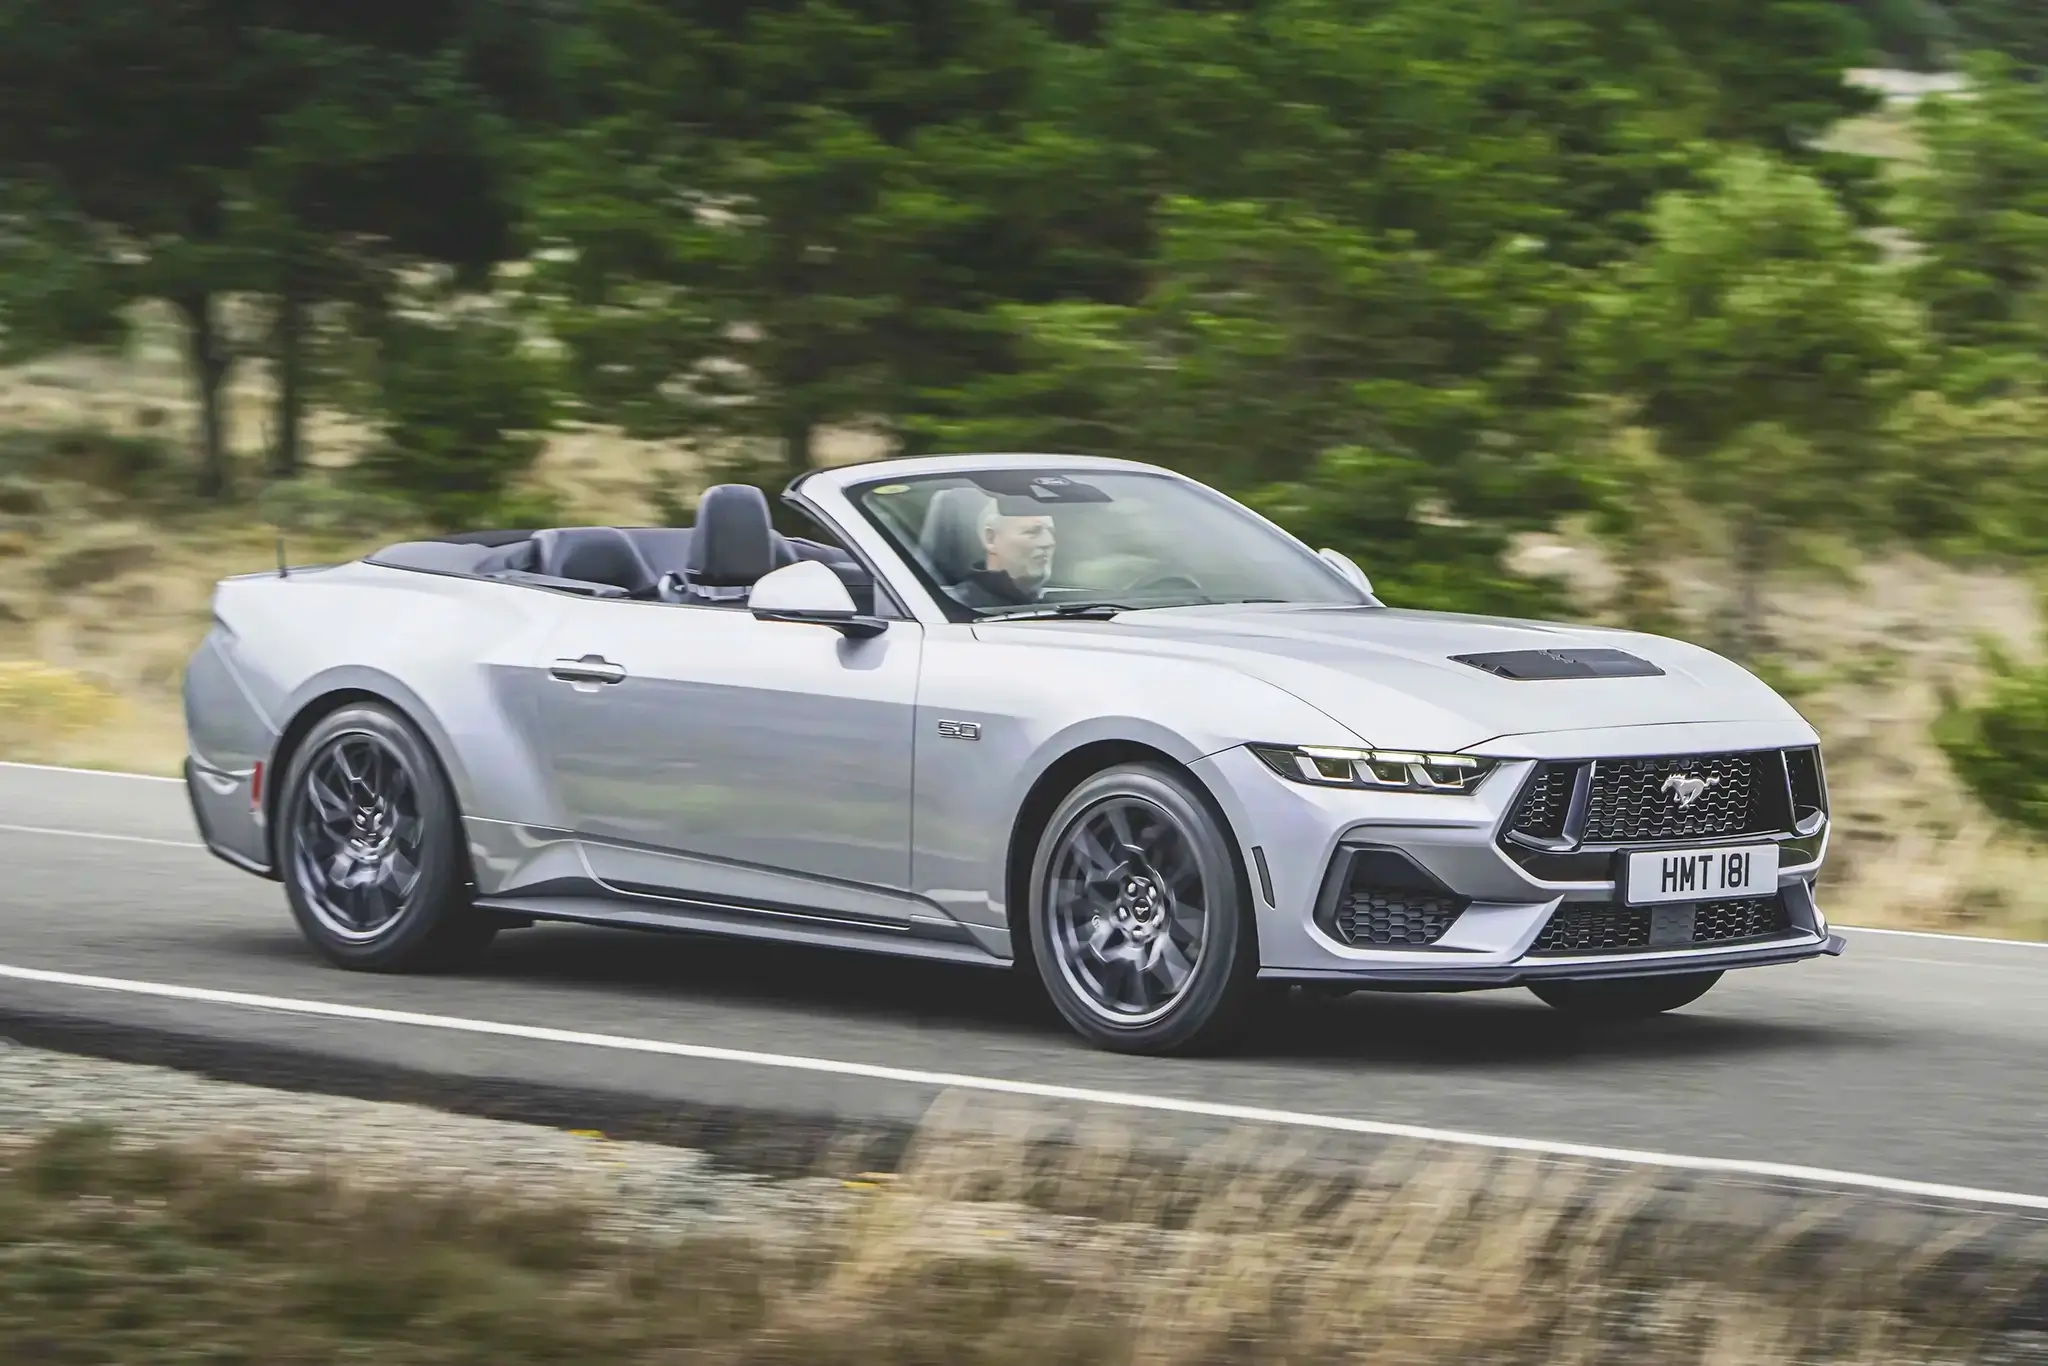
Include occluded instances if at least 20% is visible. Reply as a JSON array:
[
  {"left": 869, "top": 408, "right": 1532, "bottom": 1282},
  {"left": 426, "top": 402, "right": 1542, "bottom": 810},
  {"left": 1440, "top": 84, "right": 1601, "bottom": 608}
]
[
  {"left": 1528, "top": 970, "right": 1722, "bottom": 1020},
  {"left": 277, "top": 702, "right": 496, "bottom": 972},
  {"left": 1026, "top": 762, "right": 1258, "bottom": 1055}
]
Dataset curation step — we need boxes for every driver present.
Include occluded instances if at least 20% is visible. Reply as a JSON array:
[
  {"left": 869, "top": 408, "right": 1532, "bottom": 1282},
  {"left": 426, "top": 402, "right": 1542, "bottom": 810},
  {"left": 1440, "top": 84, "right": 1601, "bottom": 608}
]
[{"left": 949, "top": 502, "right": 1056, "bottom": 608}]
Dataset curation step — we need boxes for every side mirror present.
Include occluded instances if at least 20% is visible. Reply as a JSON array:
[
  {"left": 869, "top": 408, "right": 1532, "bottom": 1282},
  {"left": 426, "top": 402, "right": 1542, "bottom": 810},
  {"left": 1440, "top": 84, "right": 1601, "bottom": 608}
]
[
  {"left": 1318, "top": 547, "right": 1375, "bottom": 597},
  {"left": 749, "top": 560, "right": 888, "bottom": 638}
]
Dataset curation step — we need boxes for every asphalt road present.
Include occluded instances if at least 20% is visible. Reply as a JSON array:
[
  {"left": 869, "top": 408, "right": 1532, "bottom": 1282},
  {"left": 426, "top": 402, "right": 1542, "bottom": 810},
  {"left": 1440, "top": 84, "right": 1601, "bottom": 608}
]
[{"left": 1, "top": 761, "right": 2044, "bottom": 1214}]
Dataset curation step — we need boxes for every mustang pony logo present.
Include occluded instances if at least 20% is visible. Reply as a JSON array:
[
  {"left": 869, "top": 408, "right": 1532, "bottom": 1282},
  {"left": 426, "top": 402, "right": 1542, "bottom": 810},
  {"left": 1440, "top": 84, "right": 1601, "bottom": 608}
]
[{"left": 1661, "top": 772, "right": 1720, "bottom": 809}]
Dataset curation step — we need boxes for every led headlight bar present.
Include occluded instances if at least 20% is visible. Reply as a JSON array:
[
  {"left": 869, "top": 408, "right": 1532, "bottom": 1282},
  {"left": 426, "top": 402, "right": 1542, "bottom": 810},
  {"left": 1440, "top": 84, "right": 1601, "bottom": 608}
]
[{"left": 1249, "top": 744, "right": 1497, "bottom": 793}]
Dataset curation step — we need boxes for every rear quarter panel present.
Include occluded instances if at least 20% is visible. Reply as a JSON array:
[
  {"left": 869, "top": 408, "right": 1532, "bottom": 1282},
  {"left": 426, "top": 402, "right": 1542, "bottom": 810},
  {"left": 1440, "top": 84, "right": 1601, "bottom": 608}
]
[{"left": 187, "top": 563, "right": 573, "bottom": 847}]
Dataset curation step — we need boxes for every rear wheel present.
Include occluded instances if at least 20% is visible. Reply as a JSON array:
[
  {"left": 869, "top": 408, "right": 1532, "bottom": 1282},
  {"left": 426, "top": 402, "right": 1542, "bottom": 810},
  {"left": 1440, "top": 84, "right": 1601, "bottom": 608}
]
[
  {"left": 1026, "top": 762, "right": 1258, "bottom": 1055},
  {"left": 277, "top": 702, "right": 496, "bottom": 972},
  {"left": 1528, "top": 970, "right": 1722, "bottom": 1019}
]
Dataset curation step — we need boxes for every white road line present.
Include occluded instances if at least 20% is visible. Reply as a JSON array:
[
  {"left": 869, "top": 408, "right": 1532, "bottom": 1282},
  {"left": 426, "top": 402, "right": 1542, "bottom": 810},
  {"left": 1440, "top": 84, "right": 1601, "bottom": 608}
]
[
  {"left": 0, "top": 824, "right": 203, "bottom": 850},
  {"left": 1837, "top": 925, "right": 2048, "bottom": 951},
  {"left": 0, "top": 961, "right": 2043, "bottom": 1213},
  {"left": 0, "top": 761, "right": 182, "bottom": 783}
]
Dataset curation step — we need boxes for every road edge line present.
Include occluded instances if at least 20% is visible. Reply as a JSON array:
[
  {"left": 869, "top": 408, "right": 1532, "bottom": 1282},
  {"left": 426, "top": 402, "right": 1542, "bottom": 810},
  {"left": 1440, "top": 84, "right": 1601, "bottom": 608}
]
[
  {"left": 0, "top": 761, "right": 183, "bottom": 783},
  {"left": 0, "top": 960, "right": 2042, "bottom": 1213},
  {"left": 0, "top": 824, "right": 205, "bottom": 850}
]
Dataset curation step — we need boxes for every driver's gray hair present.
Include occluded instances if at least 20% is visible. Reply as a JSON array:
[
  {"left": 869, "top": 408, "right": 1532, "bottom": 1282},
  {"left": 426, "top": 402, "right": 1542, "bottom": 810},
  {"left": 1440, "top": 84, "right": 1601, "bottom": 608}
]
[{"left": 979, "top": 499, "right": 1049, "bottom": 535}]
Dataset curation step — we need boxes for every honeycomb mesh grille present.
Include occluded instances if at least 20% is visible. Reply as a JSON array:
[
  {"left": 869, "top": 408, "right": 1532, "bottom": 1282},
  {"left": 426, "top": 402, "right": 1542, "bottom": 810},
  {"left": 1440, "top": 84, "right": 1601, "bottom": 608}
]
[
  {"left": 1529, "top": 895, "right": 1792, "bottom": 956},
  {"left": 1692, "top": 896, "right": 1794, "bottom": 945},
  {"left": 1581, "top": 752, "right": 1778, "bottom": 843},
  {"left": 1335, "top": 890, "right": 1465, "bottom": 947},
  {"left": 1508, "top": 763, "right": 1575, "bottom": 841}
]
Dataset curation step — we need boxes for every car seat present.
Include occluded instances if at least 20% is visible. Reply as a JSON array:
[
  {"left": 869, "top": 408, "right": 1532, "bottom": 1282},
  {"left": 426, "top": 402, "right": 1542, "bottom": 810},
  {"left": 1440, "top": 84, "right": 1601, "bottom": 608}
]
[
  {"left": 530, "top": 527, "right": 658, "bottom": 595},
  {"left": 675, "top": 484, "right": 780, "bottom": 604},
  {"left": 918, "top": 486, "right": 994, "bottom": 585}
]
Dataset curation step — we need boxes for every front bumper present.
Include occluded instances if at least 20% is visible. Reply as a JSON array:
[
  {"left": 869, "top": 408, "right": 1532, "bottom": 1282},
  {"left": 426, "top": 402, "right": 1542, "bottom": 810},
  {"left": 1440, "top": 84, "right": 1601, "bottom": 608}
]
[
  {"left": 1192, "top": 742, "right": 1842, "bottom": 986},
  {"left": 1262, "top": 930, "right": 1847, "bottom": 988}
]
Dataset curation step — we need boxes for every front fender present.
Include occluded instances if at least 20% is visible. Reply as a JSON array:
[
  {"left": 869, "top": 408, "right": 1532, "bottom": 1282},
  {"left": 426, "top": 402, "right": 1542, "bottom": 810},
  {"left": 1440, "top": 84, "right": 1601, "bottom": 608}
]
[{"left": 908, "top": 629, "right": 1363, "bottom": 942}]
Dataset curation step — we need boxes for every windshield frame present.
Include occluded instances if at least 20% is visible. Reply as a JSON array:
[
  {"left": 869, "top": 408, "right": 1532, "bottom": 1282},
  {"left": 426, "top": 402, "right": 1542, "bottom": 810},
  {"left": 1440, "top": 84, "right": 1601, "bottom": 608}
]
[{"left": 839, "top": 464, "right": 1375, "bottom": 624}]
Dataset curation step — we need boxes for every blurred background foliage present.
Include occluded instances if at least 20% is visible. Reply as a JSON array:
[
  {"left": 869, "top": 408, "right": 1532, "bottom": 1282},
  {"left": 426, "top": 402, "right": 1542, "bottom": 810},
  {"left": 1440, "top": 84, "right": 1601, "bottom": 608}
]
[{"left": 4, "top": 0, "right": 2048, "bottom": 832}]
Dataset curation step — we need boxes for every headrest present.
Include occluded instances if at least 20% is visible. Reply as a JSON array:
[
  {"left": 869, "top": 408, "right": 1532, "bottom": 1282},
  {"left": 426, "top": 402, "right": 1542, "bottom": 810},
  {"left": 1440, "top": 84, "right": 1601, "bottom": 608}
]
[
  {"left": 686, "top": 483, "right": 777, "bottom": 587},
  {"left": 918, "top": 485, "right": 994, "bottom": 583},
  {"left": 532, "top": 527, "right": 656, "bottom": 594}
]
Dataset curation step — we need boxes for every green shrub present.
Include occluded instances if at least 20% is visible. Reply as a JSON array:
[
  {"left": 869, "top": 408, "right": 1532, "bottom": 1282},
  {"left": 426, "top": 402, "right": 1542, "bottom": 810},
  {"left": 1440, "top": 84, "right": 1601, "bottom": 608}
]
[
  {"left": 1245, "top": 445, "right": 1575, "bottom": 618},
  {"left": 1935, "top": 633, "right": 2048, "bottom": 838},
  {"left": 350, "top": 309, "right": 559, "bottom": 531}
]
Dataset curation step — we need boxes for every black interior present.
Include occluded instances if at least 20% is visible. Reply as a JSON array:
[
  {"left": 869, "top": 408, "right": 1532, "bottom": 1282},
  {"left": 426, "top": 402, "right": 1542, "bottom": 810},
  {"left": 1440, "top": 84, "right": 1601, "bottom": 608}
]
[
  {"left": 364, "top": 483, "right": 877, "bottom": 612},
  {"left": 533, "top": 526, "right": 660, "bottom": 597}
]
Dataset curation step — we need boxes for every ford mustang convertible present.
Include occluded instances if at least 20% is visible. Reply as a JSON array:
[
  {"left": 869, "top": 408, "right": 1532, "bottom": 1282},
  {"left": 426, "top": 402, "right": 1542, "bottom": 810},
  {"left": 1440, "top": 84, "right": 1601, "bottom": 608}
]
[{"left": 181, "top": 453, "right": 1843, "bottom": 1054}]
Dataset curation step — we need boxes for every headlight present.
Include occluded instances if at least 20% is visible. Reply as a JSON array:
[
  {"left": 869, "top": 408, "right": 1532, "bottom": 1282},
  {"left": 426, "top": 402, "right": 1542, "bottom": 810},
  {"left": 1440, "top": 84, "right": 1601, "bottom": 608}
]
[{"left": 1249, "top": 744, "right": 1497, "bottom": 793}]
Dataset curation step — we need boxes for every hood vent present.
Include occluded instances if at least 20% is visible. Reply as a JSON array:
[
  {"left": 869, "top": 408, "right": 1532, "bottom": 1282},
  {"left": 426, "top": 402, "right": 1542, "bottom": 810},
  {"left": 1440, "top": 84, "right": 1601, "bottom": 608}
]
[{"left": 1450, "top": 647, "right": 1665, "bottom": 680}]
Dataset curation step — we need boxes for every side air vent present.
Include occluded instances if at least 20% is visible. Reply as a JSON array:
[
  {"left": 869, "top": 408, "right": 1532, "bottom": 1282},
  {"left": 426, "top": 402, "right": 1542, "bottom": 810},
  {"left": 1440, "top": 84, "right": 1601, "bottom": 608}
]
[
  {"left": 1508, "top": 761, "right": 1581, "bottom": 843},
  {"left": 1316, "top": 847, "right": 1469, "bottom": 948},
  {"left": 1784, "top": 746, "right": 1828, "bottom": 834},
  {"left": 1450, "top": 648, "right": 1665, "bottom": 680}
]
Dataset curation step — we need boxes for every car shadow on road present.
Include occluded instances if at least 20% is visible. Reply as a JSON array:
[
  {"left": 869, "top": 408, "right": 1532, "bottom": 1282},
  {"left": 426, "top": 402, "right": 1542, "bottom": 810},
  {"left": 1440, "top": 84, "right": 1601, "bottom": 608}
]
[{"left": 402, "top": 922, "right": 1874, "bottom": 1068}]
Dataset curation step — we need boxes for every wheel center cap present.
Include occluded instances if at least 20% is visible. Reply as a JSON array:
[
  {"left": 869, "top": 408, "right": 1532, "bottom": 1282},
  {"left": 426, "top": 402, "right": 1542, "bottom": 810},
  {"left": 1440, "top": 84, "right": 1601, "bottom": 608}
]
[
  {"left": 1118, "top": 875, "right": 1164, "bottom": 936},
  {"left": 350, "top": 802, "right": 392, "bottom": 859}
]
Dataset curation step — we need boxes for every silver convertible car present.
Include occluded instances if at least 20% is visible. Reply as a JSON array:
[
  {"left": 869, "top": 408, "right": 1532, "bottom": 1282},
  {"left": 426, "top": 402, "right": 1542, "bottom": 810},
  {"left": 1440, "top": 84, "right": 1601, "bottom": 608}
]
[{"left": 181, "top": 453, "right": 1843, "bottom": 1054}]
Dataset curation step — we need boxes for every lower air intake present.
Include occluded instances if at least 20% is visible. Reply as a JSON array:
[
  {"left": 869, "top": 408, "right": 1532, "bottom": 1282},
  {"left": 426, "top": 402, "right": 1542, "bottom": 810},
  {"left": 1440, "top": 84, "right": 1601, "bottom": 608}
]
[
  {"left": 1335, "top": 890, "right": 1465, "bottom": 947},
  {"left": 1529, "top": 895, "right": 1791, "bottom": 956},
  {"left": 1318, "top": 847, "right": 1469, "bottom": 947}
]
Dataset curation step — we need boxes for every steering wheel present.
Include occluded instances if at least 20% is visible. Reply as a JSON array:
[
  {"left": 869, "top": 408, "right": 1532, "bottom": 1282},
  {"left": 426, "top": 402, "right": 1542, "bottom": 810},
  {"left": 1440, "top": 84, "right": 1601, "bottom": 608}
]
[{"left": 1119, "top": 568, "right": 1204, "bottom": 600}]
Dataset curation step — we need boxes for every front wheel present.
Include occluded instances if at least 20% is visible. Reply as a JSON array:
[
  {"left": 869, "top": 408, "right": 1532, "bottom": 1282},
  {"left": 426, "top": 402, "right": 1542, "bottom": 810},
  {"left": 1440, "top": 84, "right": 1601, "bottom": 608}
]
[
  {"left": 1528, "top": 970, "right": 1722, "bottom": 1019},
  {"left": 1026, "top": 763, "right": 1258, "bottom": 1055},
  {"left": 277, "top": 702, "right": 496, "bottom": 972}
]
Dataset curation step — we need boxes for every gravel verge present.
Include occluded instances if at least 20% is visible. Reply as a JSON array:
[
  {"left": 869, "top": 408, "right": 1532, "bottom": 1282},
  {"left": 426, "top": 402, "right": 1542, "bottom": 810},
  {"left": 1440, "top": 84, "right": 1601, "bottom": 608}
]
[
  {"left": 1, "top": 1035, "right": 2042, "bottom": 1364},
  {"left": 0, "top": 1037, "right": 871, "bottom": 1246}
]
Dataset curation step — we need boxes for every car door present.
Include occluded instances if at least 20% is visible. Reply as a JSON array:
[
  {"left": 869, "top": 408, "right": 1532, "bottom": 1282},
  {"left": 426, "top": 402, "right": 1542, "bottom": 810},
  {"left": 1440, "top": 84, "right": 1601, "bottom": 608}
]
[{"left": 525, "top": 596, "right": 925, "bottom": 926}]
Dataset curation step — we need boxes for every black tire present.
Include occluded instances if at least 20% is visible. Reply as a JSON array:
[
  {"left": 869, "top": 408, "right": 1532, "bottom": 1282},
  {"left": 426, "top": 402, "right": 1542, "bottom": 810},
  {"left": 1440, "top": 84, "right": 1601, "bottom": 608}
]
[
  {"left": 276, "top": 702, "right": 496, "bottom": 972},
  {"left": 1025, "top": 762, "right": 1259, "bottom": 1055},
  {"left": 1527, "top": 970, "right": 1722, "bottom": 1019}
]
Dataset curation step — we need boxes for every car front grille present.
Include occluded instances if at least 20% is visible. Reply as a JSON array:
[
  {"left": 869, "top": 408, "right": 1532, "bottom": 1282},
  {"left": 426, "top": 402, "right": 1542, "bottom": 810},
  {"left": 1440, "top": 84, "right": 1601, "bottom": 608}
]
[
  {"left": 1506, "top": 751, "right": 1792, "bottom": 847},
  {"left": 1528, "top": 895, "right": 1792, "bottom": 956}
]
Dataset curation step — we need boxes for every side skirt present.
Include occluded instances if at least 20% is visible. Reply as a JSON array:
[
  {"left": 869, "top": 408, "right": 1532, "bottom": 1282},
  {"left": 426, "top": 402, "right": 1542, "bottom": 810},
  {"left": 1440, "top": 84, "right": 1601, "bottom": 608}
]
[{"left": 473, "top": 891, "right": 1013, "bottom": 970}]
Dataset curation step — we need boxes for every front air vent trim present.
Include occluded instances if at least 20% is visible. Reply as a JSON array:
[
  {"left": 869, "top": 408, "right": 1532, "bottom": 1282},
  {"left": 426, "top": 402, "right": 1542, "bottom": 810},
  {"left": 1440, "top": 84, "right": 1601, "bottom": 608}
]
[{"left": 1313, "top": 844, "right": 1471, "bottom": 948}]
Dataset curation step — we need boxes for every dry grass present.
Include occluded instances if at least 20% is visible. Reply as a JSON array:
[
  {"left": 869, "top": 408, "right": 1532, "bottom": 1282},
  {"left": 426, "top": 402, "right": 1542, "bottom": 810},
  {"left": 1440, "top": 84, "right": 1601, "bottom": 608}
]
[
  {"left": 2, "top": 328, "right": 2047, "bottom": 938},
  {"left": 0, "top": 1108, "right": 2033, "bottom": 1366}
]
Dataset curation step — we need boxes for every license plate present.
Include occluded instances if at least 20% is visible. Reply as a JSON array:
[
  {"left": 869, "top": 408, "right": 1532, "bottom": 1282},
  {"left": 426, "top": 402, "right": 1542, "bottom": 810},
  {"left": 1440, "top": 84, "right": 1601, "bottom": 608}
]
[{"left": 1624, "top": 844, "right": 1778, "bottom": 906}]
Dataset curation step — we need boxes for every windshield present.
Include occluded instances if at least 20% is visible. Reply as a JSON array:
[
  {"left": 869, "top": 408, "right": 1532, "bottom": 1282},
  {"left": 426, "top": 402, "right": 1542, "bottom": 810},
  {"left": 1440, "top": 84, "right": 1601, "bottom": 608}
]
[{"left": 846, "top": 467, "right": 1373, "bottom": 620}]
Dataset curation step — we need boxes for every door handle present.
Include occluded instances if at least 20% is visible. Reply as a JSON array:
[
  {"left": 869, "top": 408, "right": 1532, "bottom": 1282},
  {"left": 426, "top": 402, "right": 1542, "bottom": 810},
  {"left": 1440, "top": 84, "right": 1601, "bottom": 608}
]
[{"left": 549, "top": 654, "right": 627, "bottom": 685}]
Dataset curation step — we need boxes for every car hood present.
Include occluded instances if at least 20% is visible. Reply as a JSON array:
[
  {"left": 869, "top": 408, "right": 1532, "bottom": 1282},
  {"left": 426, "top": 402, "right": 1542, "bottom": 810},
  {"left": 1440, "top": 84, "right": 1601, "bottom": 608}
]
[{"left": 973, "top": 604, "right": 1813, "bottom": 754}]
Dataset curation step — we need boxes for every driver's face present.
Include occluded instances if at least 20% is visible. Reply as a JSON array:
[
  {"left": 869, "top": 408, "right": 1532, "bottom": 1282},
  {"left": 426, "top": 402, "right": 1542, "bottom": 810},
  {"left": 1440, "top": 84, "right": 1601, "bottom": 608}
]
[{"left": 984, "top": 513, "right": 1055, "bottom": 584}]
